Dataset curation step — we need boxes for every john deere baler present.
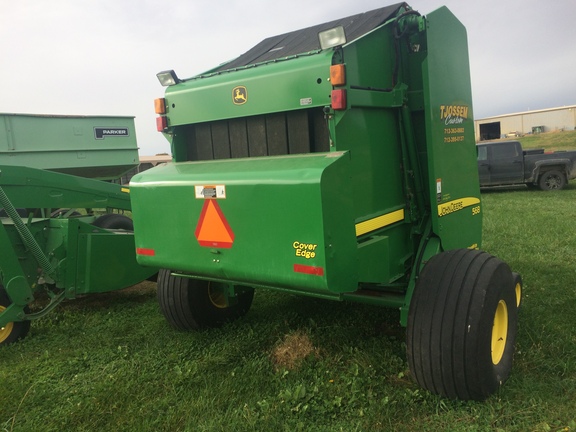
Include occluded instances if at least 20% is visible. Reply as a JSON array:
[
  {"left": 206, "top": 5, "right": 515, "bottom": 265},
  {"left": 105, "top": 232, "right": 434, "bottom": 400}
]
[{"left": 130, "top": 3, "right": 521, "bottom": 400}]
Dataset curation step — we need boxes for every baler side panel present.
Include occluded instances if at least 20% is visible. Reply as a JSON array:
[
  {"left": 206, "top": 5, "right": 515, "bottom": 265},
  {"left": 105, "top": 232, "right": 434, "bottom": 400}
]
[
  {"left": 334, "top": 22, "right": 414, "bottom": 282},
  {"left": 422, "top": 7, "right": 482, "bottom": 250}
]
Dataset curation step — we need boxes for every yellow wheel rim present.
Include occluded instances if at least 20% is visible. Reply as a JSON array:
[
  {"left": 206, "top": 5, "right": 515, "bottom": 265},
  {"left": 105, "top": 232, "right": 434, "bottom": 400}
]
[
  {"left": 491, "top": 300, "right": 508, "bottom": 365},
  {"left": 208, "top": 283, "right": 228, "bottom": 309},
  {"left": 0, "top": 305, "right": 14, "bottom": 344},
  {"left": 515, "top": 282, "right": 522, "bottom": 308}
]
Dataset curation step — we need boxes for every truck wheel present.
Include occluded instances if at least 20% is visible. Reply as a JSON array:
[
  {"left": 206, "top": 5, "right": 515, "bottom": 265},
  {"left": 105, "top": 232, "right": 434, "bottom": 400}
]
[
  {"left": 0, "top": 287, "right": 31, "bottom": 346},
  {"left": 92, "top": 214, "right": 134, "bottom": 230},
  {"left": 407, "top": 249, "right": 518, "bottom": 400},
  {"left": 538, "top": 170, "right": 566, "bottom": 190},
  {"left": 157, "top": 269, "right": 254, "bottom": 330}
]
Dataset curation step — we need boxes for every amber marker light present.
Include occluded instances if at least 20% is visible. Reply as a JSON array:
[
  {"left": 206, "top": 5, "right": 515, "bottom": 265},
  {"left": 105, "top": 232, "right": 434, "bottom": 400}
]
[
  {"left": 154, "top": 98, "right": 166, "bottom": 114},
  {"left": 330, "top": 64, "right": 346, "bottom": 86}
]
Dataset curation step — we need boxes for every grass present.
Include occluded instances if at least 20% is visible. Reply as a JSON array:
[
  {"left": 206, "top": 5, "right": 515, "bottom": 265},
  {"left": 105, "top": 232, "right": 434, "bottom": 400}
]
[
  {"left": 516, "top": 129, "right": 576, "bottom": 151},
  {"left": 2, "top": 137, "right": 576, "bottom": 431}
]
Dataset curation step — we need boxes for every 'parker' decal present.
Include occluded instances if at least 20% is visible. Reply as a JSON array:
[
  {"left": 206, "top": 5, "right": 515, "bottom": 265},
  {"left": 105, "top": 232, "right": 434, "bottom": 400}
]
[{"left": 94, "top": 127, "right": 129, "bottom": 139}]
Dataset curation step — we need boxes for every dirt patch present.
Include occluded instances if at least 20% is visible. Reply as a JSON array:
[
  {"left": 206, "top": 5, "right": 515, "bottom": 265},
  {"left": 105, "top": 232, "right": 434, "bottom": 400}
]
[{"left": 272, "top": 330, "right": 319, "bottom": 370}]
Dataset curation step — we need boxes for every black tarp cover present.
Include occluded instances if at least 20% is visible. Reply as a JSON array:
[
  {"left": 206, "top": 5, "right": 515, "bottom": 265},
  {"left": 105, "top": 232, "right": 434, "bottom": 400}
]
[{"left": 212, "top": 3, "right": 407, "bottom": 72}]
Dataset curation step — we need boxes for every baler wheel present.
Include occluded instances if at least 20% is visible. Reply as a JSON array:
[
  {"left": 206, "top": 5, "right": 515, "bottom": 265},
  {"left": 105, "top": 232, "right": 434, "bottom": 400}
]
[
  {"left": 406, "top": 249, "right": 518, "bottom": 400},
  {"left": 156, "top": 269, "right": 254, "bottom": 330},
  {"left": 92, "top": 214, "right": 134, "bottom": 230},
  {"left": 0, "top": 287, "right": 31, "bottom": 346}
]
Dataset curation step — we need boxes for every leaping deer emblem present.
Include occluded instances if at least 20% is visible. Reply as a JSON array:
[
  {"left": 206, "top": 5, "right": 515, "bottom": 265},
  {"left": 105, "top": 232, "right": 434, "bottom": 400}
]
[{"left": 233, "top": 86, "right": 247, "bottom": 105}]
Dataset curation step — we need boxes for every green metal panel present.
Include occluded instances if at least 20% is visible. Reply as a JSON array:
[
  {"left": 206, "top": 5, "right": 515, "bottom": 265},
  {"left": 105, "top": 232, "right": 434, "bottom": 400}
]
[
  {"left": 0, "top": 165, "right": 132, "bottom": 210},
  {"left": 163, "top": 53, "right": 333, "bottom": 128},
  {"left": 74, "top": 225, "right": 155, "bottom": 295},
  {"left": 131, "top": 152, "right": 358, "bottom": 294},
  {"left": 421, "top": 7, "right": 482, "bottom": 250},
  {"left": 0, "top": 113, "right": 139, "bottom": 180}
]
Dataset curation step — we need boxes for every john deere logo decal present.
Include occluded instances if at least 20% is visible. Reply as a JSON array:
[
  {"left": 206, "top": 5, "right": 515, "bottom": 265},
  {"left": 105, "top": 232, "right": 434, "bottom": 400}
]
[{"left": 233, "top": 86, "right": 247, "bottom": 105}]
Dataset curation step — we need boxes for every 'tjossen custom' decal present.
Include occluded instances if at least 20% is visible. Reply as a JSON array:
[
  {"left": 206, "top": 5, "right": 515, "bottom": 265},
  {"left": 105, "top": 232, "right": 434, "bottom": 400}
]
[{"left": 440, "top": 104, "right": 469, "bottom": 143}]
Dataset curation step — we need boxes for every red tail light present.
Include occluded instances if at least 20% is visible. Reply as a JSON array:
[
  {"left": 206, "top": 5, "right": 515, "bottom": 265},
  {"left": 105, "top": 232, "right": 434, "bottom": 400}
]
[
  {"left": 331, "top": 89, "right": 347, "bottom": 110},
  {"left": 156, "top": 116, "right": 167, "bottom": 131}
]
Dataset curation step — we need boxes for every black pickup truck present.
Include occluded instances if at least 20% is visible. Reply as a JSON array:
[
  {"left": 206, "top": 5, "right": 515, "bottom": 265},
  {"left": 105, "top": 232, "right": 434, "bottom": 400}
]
[{"left": 477, "top": 140, "right": 576, "bottom": 190}]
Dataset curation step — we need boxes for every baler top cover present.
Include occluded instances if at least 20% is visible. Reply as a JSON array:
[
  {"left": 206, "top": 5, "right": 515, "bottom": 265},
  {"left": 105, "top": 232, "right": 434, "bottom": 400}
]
[{"left": 208, "top": 3, "right": 407, "bottom": 73}]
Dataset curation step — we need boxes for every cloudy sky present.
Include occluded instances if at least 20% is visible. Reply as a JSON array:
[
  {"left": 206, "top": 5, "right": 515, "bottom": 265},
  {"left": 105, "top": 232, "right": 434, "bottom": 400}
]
[{"left": 2, "top": 0, "right": 575, "bottom": 156}]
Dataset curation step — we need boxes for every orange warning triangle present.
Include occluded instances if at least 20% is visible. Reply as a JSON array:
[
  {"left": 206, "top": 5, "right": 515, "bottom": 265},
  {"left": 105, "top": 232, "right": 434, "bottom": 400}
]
[{"left": 194, "top": 200, "right": 234, "bottom": 248}]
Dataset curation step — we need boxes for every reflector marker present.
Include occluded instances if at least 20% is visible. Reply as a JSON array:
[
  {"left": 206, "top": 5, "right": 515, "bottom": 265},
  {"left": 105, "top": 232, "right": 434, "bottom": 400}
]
[
  {"left": 136, "top": 248, "right": 155, "bottom": 256},
  {"left": 294, "top": 264, "right": 324, "bottom": 276},
  {"left": 195, "top": 200, "right": 235, "bottom": 248},
  {"left": 355, "top": 209, "right": 405, "bottom": 237}
]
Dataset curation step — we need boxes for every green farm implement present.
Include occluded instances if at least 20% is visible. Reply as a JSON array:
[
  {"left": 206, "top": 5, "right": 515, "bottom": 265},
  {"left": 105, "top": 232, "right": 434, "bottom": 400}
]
[
  {"left": 0, "top": 114, "right": 156, "bottom": 345},
  {"left": 131, "top": 3, "right": 523, "bottom": 400}
]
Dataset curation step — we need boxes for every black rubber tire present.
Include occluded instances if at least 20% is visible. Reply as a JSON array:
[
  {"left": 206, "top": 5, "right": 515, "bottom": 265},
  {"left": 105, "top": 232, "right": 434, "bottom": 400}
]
[
  {"left": 407, "top": 249, "right": 518, "bottom": 400},
  {"left": 0, "top": 287, "right": 31, "bottom": 346},
  {"left": 157, "top": 269, "right": 254, "bottom": 330},
  {"left": 538, "top": 170, "right": 566, "bottom": 190},
  {"left": 92, "top": 214, "right": 134, "bottom": 230}
]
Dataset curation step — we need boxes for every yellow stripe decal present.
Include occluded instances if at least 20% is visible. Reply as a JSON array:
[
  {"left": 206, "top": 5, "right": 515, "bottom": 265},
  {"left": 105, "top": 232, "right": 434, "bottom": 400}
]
[
  {"left": 437, "top": 197, "right": 480, "bottom": 217},
  {"left": 355, "top": 209, "right": 405, "bottom": 237},
  {"left": 121, "top": 187, "right": 130, "bottom": 194}
]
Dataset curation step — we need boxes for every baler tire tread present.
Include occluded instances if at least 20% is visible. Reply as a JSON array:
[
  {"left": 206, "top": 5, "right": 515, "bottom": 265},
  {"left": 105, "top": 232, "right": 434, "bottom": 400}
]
[
  {"left": 156, "top": 269, "right": 254, "bottom": 331},
  {"left": 92, "top": 214, "right": 134, "bottom": 230},
  {"left": 407, "top": 249, "right": 518, "bottom": 400},
  {"left": 157, "top": 269, "right": 199, "bottom": 330}
]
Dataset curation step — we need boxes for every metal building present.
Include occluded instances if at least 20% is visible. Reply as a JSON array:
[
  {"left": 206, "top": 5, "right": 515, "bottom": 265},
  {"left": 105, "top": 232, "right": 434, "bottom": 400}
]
[{"left": 475, "top": 105, "right": 576, "bottom": 141}]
